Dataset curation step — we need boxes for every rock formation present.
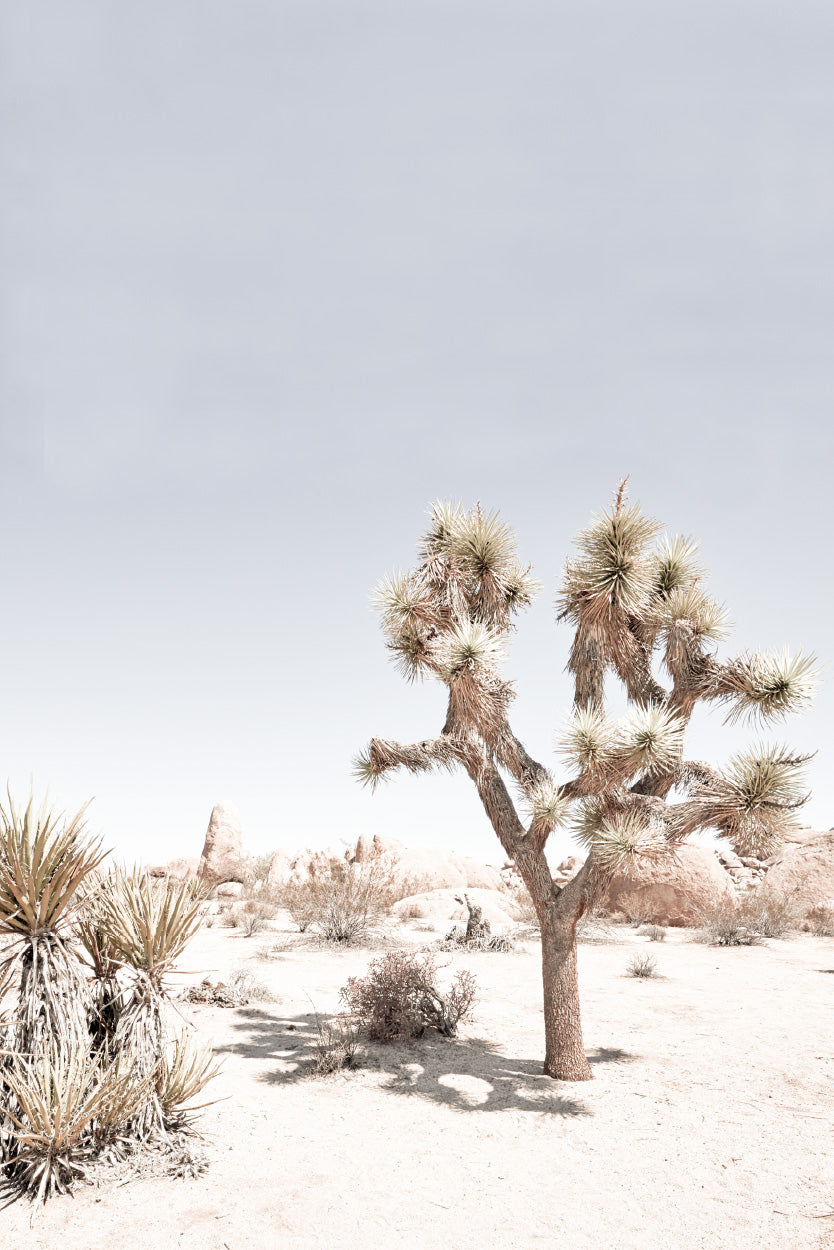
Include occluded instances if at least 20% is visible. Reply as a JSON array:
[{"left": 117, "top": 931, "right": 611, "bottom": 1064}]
[{"left": 198, "top": 801, "right": 244, "bottom": 882}]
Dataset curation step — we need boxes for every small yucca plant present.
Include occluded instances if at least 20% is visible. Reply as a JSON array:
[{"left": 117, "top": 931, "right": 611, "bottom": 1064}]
[
  {"left": 0, "top": 791, "right": 104, "bottom": 1065},
  {"left": 1, "top": 1047, "right": 147, "bottom": 1205},
  {"left": 94, "top": 869, "right": 209, "bottom": 1137}
]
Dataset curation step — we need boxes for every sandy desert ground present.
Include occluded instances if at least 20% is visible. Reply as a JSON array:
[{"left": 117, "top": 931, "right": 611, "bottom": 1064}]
[{"left": 4, "top": 915, "right": 834, "bottom": 1250}]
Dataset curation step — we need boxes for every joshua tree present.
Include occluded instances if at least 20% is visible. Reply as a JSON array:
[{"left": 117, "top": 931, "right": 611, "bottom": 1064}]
[{"left": 355, "top": 487, "right": 818, "bottom": 1080}]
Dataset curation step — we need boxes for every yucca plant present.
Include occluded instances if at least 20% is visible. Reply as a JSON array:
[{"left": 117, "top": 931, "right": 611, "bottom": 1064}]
[
  {"left": 0, "top": 792, "right": 104, "bottom": 1066},
  {"left": 1, "top": 1046, "right": 148, "bottom": 1205},
  {"left": 94, "top": 869, "right": 209, "bottom": 1137},
  {"left": 157, "top": 1033, "right": 221, "bottom": 1129},
  {"left": 356, "top": 484, "right": 818, "bottom": 1079}
]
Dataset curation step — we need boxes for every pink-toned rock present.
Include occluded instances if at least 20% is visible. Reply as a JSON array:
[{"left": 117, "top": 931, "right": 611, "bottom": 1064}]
[
  {"left": 215, "top": 881, "right": 244, "bottom": 900},
  {"left": 761, "top": 829, "right": 834, "bottom": 911},
  {"left": 598, "top": 844, "right": 734, "bottom": 926},
  {"left": 353, "top": 833, "right": 374, "bottom": 863},
  {"left": 372, "top": 834, "right": 405, "bottom": 857},
  {"left": 147, "top": 856, "right": 199, "bottom": 880},
  {"left": 198, "top": 801, "right": 244, "bottom": 882},
  {"left": 392, "top": 888, "right": 517, "bottom": 931},
  {"left": 377, "top": 847, "right": 467, "bottom": 890},
  {"left": 454, "top": 855, "right": 504, "bottom": 891},
  {"left": 266, "top": 849, "right": 295, "bottom": 888},
  {"left": 556, "top": 856, "right": 584, "bottom": 876}
]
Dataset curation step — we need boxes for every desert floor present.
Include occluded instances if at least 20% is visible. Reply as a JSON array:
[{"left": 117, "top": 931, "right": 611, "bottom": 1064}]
[{"left": 5, "top": 917, "right": 834, "bottom": 1250}]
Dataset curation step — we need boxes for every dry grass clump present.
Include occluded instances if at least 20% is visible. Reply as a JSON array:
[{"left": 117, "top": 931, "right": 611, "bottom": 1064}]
[
  {"left": 626, "top": 952, "right": 659, "bottom": 978},
  {"left": 311, "top": 1013, "right": 361, "bottom": 1076},
  {"left": 341, "top": 952, "right": 476, "bottom": 1041},
  {"left": 643, "top": 924, "right": 667, "bottom": 942}
]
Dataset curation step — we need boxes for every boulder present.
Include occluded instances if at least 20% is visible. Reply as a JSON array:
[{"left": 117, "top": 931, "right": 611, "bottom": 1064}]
[
  {"left": 353, "top": 833, "right": 374, "bottom": 863},
  {"left": 147, "top": 856, "right": 200, "bottom": 880},
  {"left": 392, "top": 888, "right": 518, "bottom": 931},
  {"left": 454, "top": 855, "right": 504, "bottom": 891},
  {"left": 372, "top": 834, "right": 405, "bottom": 858},
  {"left": 597, "top": 844, "right": 734, "bottom": 926},
  {"left": 214, "top": 881, "right": 244, "bottom": 900},
  {"left": 266, "top": 848, "right": 295, "bottom": 888},
  {"left": 761, "top": 829, "right": 834, "bottom": 912},
  {"left": 377, "top": 847, "right": 467, "bottom": 891},
  {"left": 555, "top": 856, "right": 584, "bottom": 876},
  {"left": 198, "top": 801, "right": 244, "bottom": 882}
]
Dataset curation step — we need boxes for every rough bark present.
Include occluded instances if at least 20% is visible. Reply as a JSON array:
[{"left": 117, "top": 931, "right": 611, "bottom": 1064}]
[
  {"left": 463, "top": 751, "right": 594, "bottom": 1081},
  {"left": 540, "top": 907, "right": 592, "bottom": 1080}
]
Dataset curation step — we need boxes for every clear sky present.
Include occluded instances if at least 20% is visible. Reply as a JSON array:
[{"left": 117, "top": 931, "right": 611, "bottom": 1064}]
[{"left": 2, "top": 2, "right": 832, "bottom": 868}]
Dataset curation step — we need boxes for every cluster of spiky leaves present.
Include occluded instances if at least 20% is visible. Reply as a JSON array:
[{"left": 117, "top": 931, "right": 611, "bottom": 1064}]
[
  {"left": 0, "top": 792, "right": 217, "bottom": 1207},
  {"left": 359, "top": 487, "right": 819, "bottom": 883}
]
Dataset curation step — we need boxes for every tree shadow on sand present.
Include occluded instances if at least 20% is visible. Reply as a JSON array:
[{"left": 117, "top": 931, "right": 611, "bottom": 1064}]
[{"left": 215, "top": 1007, "right": 639, "bottom": 1118}]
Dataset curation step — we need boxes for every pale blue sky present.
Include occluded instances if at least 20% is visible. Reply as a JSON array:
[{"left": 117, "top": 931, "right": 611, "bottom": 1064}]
[{"left": 2, "top": 1, "right": 832, "bottom": 866}]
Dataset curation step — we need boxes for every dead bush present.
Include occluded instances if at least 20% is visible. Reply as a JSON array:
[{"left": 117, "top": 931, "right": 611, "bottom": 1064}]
[
  {"left": 278, "top": 858, "right": 412, "bottom": 944},
  {"left": 618, "top": 892, "right": 654, "bottom": 927},
  {"left": 312, "top": 1014, "right": 361, "bottom": 1075},
  {"left": 234, "top": 898, "right": 277, "bottom": 937},
  {"left": 341, "top": 952, "right": 476, "bottom": 1041},
  {"left": 643, "top": 924, "right": 666, "bottom": 942},
  {"left": 803, "top": 904, "right": 834, "bottom": 937},
  {"left": 695, "top": 888, "right": 800, "bottom": 945},
  {"left": 739, "top": 886, "right": 802, "bottom": 938},
  {"left": 400, "top": 901, "right": 426, "bottom": 920}
]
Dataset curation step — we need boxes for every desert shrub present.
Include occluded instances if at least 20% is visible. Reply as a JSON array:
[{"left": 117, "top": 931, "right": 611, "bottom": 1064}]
[
  {"left": 618, "top": 892, "right": 654, "bottom": 927},
  {"left": 803, "top": 904, "right": 834, "bottom": 937},
  {"left": 234, "top": 899, "right": 277, "bottom": 937},
  {"left": 341, "top": 952, "right": 476, "bottom": 1041},
  {"left": 312, "top": 1014, "right": 360, "bottom": 1076},
  {"left": 218, "top": 903, "right": 238, "bottom": 929},
  {"left": 694, "top": 889, "right": 800, "bottom": 945},
  {"left": 739, "top": 887, "right": 802, "bottom": 938},
  {"left": 644, "top": 924, "right": 666, "bottom": 942},
  {"left": 400, "top": 901, "right": 426, "bottom": 920},
  {"left": 278, "top": 858, "right": 411, "bottom": 944},
  {"left": 626, "top": 952, "right": 658, "bottom": 978}
]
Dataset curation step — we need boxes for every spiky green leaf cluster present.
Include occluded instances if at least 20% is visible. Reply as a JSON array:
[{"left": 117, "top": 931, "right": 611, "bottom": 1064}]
[
  {"left": 0, "top": 793, "right": 104, "bottom": 937},
  {"left": 577, "top": 809, "right": 671, "bottom": 875},
  {"left": 158, "top": 1034, "right": 222, "bottom": 1121},
  {"left": 716, "top": 649, "right": 819, "bottom": 724},
  {"left": 558, "top": 502, "right": 663, "bottom": 623},
  {"left": 441, "top": 621, "right": 505, "bottom": 678},
  {"left": 2, "top": 1048, "right": 147, "bottom": 1205},
  {"left": 653, "top": 534, "right": 702, "bottom": 597},
  {"left": 618, "top": 704, "right": 686, "bottom": 776},
  {"left": 524, "top": 777, "right": 571, "bottom": 829},
  {"left": 95, "top": 870, "right": 208, "bottom": 986},
  {"left": 555, "top": 707, "right": 618, "bottom": 772},
  {"left": 679, "top": 744, "right": 809, "bottom": 856},
  {"left": 662, "top": 585, "right": 730, "bottom": 644}
]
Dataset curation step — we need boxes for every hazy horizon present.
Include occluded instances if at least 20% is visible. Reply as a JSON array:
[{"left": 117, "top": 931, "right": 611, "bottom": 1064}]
[{"left": 2, "top": 2, "right": 832, "bottom": 869}]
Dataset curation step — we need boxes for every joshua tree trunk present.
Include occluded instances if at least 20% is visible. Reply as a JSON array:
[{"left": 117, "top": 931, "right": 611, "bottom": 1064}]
[{"left": 540, "top": 907, "right": 591, "bottom": 1081}]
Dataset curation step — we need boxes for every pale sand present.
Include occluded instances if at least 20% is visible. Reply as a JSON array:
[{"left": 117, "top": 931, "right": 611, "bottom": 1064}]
[{"left": 6, "top": 922, "right": 834, "bottom": 1250}]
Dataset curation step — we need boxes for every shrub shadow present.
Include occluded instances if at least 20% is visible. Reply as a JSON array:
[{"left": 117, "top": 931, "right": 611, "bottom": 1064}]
[{"left": 217, "top": 1008, "right": 640, "bottom": 1117}]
